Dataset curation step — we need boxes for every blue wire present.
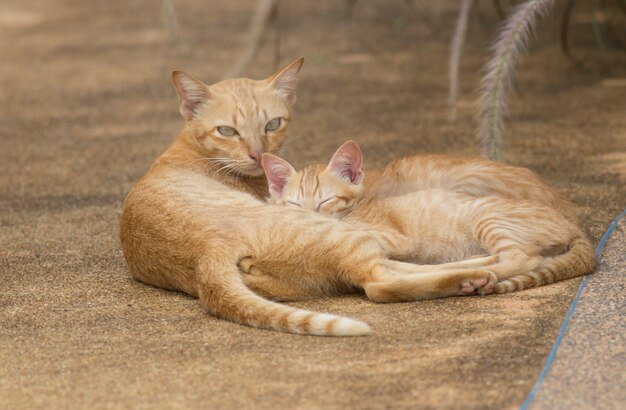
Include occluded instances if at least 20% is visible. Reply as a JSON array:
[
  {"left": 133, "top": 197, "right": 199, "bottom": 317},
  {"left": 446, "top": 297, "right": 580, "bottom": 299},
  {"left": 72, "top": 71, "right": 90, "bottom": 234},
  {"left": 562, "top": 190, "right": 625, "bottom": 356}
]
[{"left": 519, "top": 209, "right": 626, "bottom": 410}]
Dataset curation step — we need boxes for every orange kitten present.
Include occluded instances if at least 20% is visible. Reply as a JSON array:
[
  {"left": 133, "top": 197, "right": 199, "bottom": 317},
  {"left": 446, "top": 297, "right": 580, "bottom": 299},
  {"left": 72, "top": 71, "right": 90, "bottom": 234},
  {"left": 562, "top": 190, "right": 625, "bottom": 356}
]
[
  {"left": 120, "top": 59, "right": 502, "bottom": 337},
  {"left": 262, "top": 141, "right": 594, "bottom": 296}
]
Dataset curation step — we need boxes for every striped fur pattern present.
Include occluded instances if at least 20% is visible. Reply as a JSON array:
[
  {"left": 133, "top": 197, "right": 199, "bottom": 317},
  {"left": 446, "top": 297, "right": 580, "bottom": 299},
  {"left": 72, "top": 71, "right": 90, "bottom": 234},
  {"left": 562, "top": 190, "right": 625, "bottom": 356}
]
[
  {"left": 263, "top": 141, "right": 594, "bottom": 295},
  {"left": 120, "top": 59, "right": 500, "bottom": 337}
]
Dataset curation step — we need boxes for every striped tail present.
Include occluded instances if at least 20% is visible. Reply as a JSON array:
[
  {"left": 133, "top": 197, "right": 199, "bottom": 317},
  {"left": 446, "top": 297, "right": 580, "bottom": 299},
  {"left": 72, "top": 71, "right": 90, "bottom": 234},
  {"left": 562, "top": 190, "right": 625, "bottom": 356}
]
[
  {"left": 495, "top": 237, "right": 595, "bottom": 294},
  {"left": 197, "top": 260, "right": 371, "bottom": 337}
]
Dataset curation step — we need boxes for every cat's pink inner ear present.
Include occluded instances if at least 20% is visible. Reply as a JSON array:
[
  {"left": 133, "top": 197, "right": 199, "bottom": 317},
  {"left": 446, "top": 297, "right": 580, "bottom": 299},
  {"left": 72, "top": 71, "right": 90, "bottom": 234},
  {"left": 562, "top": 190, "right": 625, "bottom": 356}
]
[
  {"left": 328, "top": 141, "right": 364, "bottom": 185},
  {"left": 267, "top": 57, "right": 304, "bottom": 105},
  {"left": 261, "top": 154, "right": 296, "bottom": 198},
  {"left": 171, "top": 71, "right": 209, "bottom": 121}
]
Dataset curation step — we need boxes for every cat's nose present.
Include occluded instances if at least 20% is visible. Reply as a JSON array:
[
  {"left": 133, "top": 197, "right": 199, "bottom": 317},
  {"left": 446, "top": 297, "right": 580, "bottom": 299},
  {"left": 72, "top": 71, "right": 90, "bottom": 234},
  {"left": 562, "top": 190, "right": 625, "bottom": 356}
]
[{"left": 249, "top": 152, "right": 263, "bottom": 165}]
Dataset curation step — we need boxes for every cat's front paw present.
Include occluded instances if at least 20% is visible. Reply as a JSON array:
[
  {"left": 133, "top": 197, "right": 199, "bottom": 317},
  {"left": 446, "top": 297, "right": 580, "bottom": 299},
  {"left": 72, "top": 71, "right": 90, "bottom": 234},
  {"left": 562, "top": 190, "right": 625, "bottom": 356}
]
[{"left": 459, "top": 271, "right": 496, "bottom": 296}]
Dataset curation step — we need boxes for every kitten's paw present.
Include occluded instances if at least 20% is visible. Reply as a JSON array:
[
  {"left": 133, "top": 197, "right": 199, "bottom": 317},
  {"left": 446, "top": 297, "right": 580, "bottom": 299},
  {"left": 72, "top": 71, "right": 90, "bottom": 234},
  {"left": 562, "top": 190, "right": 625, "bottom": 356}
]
[
  {"left": 460, "top": 271, "right": 497, "bottom": 296},
  {"left": 238, "top": 257, "right": 254, "bottom": 274},
  {"left": 479, "top": 271, "right": 497, "bottom": 295},
  {"left": 238, "top": 257, "right": 265, "bottom": 276},
  {"left": 238, "top": 257, "right": 264, "bottom": 276}
]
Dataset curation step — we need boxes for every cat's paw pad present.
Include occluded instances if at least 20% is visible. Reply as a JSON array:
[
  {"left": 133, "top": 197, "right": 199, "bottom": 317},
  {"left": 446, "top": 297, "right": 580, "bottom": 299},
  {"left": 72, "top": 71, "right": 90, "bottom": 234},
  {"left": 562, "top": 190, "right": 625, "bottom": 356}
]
[
  {"left": 460, "top": 271, "right": 497, "bottom": 296},
  {"left": 460, "top": 281, "right": 478, "bottom": 295}
]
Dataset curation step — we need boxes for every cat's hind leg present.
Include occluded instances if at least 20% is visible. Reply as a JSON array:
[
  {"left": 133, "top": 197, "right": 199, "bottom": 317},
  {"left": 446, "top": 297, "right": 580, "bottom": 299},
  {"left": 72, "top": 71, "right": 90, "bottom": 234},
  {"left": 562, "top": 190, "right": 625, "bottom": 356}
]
[
  {"left": 426, "top": 251, "right": 542, "bottom": 295},
  {"left": 479, "top": 250, "right": 542, "bottom": 279},
  {"left": 492, "top": 238, "right": 594, "bottom": 293},
  {"left": 241, "top": 271, "right": 324, "bottom": 302}
]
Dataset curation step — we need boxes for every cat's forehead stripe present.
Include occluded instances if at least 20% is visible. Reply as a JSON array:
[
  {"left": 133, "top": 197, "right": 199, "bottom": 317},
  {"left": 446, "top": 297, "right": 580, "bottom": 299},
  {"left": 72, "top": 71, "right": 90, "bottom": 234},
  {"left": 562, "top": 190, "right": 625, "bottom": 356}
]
[
  {"left": 251, "top": 92, "right": 259, "bottom": 109},
  {"left": 316, "top": 173, "right": 323, "bottom": 199},
  {"left": 226, "top": 90, "right": 259, "bottom": 127},
  {"left": 301, "top": 167, "right": 321, "bottom": 195}
]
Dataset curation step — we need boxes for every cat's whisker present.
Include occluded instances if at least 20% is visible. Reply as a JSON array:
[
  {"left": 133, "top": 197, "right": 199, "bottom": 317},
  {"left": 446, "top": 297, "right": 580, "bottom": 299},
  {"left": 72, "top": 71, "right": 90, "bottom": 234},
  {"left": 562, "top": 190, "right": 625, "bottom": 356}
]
[
  {"left": 215, "top": 161, "right": 242, "bottom": 178},
  {"left": 181, "top": 157, "right": 248, "bottom": 178},
  {"left": 181, "top": 157, "right": 234, "bottom": 166},
  {"left": 222, "top": 162, "right": 247, "bottom": 178}
]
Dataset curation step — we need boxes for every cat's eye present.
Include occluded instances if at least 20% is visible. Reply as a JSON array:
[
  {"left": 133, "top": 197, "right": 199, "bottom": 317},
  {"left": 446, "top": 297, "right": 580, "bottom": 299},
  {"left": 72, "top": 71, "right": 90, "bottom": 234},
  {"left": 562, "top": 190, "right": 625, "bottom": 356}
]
[
  {"left": 316, "top": 196, "right": 336, "bottom": 210},
  {"left": 217, "top": 126, "right": 239, "bottom": 137},
  {"left": 265, "top": 118, "right": 281, "bottom": 133},
  {"left": 286, "top": 201, "right": 302, "bottom": 207}
]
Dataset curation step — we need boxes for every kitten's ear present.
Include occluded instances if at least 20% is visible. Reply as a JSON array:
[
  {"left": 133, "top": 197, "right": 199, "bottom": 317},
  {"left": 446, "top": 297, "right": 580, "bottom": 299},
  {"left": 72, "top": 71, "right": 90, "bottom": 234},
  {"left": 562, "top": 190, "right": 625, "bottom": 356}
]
[
  {"left": 265, "top": 57, "right": 304, "bottom": 105},
  {"left": 261, "top": 153, "right": 297, "bottom": 198},
  {"left": 327, "top": 140, "right": 364, "bottom": 185},
  {"left": 171, "top": 71, "right": 210, "bottom": 121}
]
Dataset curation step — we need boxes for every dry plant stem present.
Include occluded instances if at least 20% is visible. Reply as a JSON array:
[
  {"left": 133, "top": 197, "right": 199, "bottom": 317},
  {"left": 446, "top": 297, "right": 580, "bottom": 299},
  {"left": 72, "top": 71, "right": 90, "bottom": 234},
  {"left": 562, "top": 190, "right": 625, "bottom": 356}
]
[
  {"left": 449, "top": 0, "right": 474, "bottom": 122},
  {"left": 273, "top": 2, "right": 282, "bottom": 69},
  {"left": 477, "top": 0, "right": 556, "bottom": 161},
  {"left": 161, "top": 0, "right": 180, "bottom": 50},
  {"left": 345, "top": 0, "right": 359, "bottom": 28},
  {"left": 560, "top": 0, "right": 580, "bottom": 65},
  {"left": 227, "top": 0, "right": 279, "bottom": 79},
  {"left": 590, "top": 2, "right": 608, "bottom": 55},
  {"left": 492, "top": 0, "right": 506, "bottom": 20}
]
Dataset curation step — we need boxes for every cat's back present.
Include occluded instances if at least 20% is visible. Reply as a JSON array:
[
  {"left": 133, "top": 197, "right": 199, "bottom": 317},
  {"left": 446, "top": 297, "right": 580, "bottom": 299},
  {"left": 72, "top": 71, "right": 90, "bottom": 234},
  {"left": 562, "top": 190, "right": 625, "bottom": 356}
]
[
  {"left": 372, "top": 153, "right": 542, "bottom": 193},
  {"left": 367, "top": 153, "right": 577, "bottom": 220},
  {"left": 347, "top": 189, "right": 482, "bottom": 263},
  {"left": 353, "top": 188, "right": 475, "bottom": 223}
]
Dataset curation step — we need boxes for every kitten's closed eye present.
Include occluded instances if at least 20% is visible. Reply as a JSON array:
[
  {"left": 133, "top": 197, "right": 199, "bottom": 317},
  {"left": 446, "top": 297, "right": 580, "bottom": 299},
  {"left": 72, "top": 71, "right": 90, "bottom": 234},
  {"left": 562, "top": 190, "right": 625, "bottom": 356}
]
[
  {"left": 318, "top": 196, "right": 357, "bottom": 216},
  {"left": 286, "top": 201, "right": 302, "bottom": 207},
  {"left": 316, "top": 196, "right": 336, "bottom": 210}
]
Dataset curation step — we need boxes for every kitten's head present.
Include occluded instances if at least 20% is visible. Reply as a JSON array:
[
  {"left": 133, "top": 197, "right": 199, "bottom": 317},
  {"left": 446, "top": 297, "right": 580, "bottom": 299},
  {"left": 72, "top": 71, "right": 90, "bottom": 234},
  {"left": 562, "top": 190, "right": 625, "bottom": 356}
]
[
  {"left": 171, "top": 57, "right": 304, "bottom": 177},
  {"left": 262, "top": 141, "right": 365, "bottom": 217}
]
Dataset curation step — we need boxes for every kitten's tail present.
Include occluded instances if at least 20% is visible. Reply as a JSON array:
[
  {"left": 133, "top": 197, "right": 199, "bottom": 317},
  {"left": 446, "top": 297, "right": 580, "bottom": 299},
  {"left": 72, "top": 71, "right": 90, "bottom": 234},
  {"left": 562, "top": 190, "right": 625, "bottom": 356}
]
[
  {"left": 494, "top": 237, "right": 595, "bottom": 293},
  {"left": 196, "top": 259, "right": 371, "bottom": 337}
]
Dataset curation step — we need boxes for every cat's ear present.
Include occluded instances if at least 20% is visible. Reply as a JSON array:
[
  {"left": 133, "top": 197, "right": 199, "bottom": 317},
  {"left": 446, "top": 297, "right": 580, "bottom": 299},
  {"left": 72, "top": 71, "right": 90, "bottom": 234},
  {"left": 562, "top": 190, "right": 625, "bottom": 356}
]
[
  {"left": 261, "top": 153, "right": 297, "bottom": 198},
  {"left": 265, "top": 57, "right": 304, "bottom": 105},
  {"left": 171, "top": 71, "right": 210, "bottom": 121},
  {"left": 327, "top": 140, "right": 364, "bottom": 185}
]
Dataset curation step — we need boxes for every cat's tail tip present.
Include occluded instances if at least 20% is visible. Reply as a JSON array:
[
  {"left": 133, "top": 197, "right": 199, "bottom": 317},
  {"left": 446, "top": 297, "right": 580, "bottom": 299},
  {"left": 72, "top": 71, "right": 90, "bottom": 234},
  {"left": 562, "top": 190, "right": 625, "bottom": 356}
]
[
  {"left": 298, "top": 313, "right": 372, "bottom": 337},
  {"left": 331, "top": 316, "right": 372, "bottom": 337}
]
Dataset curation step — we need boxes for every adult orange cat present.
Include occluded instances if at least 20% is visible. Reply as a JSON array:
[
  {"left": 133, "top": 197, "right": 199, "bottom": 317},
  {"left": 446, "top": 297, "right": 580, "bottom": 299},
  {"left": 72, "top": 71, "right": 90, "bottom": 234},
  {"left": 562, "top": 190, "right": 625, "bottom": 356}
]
[
  {"left": 120, "top": 58, "right": 591, "bottom": 336},
  {"left": 261, "top": 141, "right": 594, "bottom": 297}
]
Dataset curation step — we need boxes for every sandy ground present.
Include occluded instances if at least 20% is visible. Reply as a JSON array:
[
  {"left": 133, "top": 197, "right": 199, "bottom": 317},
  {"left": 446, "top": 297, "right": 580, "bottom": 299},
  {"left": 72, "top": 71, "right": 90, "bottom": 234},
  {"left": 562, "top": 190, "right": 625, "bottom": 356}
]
[{"left": 1, "top": 1, "right": 624, "bottom": 409}]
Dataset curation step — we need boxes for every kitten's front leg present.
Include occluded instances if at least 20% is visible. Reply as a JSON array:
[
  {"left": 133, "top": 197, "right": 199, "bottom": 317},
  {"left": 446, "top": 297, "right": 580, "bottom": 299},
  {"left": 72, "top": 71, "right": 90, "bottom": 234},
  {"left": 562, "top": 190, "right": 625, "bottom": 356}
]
[
  {"left": 364, "top": 262, "right": 497, "bottom": 302},
  {"left": 385, "top": 255, "right": 498, "bottom": 274}
]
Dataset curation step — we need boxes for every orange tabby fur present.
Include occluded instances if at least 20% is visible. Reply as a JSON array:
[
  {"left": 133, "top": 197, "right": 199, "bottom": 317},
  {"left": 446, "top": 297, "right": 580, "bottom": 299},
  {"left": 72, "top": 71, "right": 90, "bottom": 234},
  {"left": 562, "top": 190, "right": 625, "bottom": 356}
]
[
  {"left": 262, "top": 141, "right": 594, "bottom": 296},
  {"left": 120, "top": 59, "right": 504, "bottom": 337}
]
